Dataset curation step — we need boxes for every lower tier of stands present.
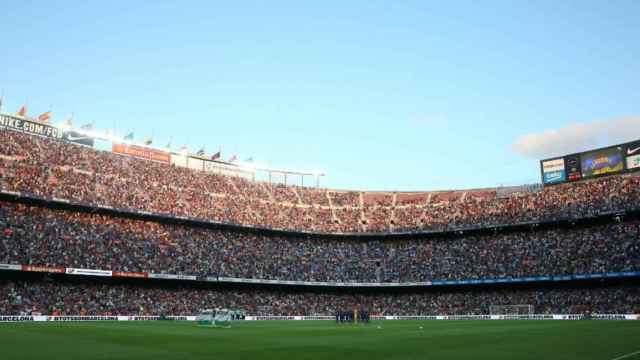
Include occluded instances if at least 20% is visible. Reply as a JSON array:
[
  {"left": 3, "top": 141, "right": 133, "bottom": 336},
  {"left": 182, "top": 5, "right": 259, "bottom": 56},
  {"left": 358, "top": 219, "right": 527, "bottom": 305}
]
[{"left": 1, "top": 276, "right": 638, "bottom": 316}]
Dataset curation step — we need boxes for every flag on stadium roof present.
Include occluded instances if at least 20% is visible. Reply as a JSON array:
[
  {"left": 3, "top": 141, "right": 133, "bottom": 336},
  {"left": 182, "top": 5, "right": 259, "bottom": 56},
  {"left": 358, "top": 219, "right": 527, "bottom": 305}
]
[
  {"left": 38, "top": 111, "right": 51, "bottom": 123},
  {"left": 65, "top": 114, "right": 75, "bottom": 128},
  {"left": 124, "top": 132, "right": 134, "bottom": 141},
  {"left": 244, "top": 157, "right": 253, "bottom": 162},
  {"left": 228, "top": 154, "right": 237, "bottom": 162},
  {"left": 211, "top": 151, "right": 221, "bottom": 161},
  {"left": 196, "top": 148, "right": 206, "bottom": 156},
  {"left": 16, "top": 105, "right": 27, "bottom": 117},
  {"left": 165, "top": 141, "right": 171, "bottom": 150},
  {"left": 80, "top": 122, "right": 93, "bottom": 131},
  {"left": 179, "top": 145, "right": 188, "bottom": 154},
  {"left": 0, "top": 96, "right": 3, "bottom": 113},
  {"left": 143, "top": 137, "right": 153, "bottom": 145}
]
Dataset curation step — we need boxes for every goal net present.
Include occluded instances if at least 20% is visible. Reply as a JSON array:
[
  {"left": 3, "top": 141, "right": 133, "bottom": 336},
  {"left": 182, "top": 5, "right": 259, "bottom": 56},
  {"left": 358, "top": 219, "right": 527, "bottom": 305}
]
[{"left": 489, "top": 304, "right": 534, "bottom": 315}]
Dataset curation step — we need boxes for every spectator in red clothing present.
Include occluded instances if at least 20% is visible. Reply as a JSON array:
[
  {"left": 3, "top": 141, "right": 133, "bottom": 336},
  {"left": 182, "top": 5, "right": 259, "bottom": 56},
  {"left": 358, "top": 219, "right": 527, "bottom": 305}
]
[{"left": 1, "top": 128, "right": 639, "bottom": 234}]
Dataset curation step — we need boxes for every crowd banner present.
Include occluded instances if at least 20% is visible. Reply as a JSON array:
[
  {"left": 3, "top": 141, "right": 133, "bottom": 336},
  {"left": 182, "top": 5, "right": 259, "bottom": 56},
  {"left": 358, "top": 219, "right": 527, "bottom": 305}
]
[
  {"left": 112, "top": 143, "right": 171, "bottom": 164},
  {"left": 65, "top": 268, "right": 113, "bottom": 277}
]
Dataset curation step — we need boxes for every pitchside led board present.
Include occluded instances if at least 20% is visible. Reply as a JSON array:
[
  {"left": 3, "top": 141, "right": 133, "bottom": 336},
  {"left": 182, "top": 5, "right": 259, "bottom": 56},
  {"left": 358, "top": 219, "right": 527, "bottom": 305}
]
[{"left": 540, "top": 139, "right": 640, "bottom": 186}]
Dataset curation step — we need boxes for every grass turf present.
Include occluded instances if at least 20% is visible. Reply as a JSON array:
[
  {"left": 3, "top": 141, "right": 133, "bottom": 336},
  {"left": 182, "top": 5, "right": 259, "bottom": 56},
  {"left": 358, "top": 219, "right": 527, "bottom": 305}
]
[{"left": 0, "top": 320, "right": 639, "bottom": 360}]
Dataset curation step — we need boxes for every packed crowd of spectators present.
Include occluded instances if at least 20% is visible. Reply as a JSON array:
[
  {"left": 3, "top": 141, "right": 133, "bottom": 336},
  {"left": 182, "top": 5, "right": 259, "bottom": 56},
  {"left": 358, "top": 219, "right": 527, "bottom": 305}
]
[
  {"left": 1, "top": 280, "right": 637, "bottom": 316},
  {"left": 1, "top": 201, "right": 638, "bottom": 282},
  {"left": 1, "top": 129, "right": 639, "bottom": 234}
]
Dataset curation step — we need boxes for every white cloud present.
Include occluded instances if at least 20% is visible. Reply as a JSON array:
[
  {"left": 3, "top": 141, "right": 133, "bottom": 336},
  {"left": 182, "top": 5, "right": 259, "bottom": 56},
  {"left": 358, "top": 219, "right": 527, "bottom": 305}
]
[{"left": 512, "top": 116, "right": 640, "bottom": 158}]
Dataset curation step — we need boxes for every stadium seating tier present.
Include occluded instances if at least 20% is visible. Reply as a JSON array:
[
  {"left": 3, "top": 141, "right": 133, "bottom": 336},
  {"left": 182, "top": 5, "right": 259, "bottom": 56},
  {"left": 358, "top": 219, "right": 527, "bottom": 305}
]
[{"left": 1, "top": 129, "right": 639, "bottom": 234}]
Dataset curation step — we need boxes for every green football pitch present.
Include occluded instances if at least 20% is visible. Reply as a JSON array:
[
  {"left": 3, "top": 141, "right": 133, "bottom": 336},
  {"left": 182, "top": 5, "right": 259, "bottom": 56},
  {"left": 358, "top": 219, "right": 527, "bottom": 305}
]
[{"left": 1, "top": 320, "right": 639, "bottom": 360}]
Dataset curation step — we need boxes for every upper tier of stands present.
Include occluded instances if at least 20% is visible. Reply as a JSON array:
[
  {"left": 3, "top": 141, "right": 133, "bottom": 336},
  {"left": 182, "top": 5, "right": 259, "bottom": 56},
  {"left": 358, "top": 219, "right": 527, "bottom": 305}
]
[{"left": 1, "top": 128, "right": 639, "bottom": 234}]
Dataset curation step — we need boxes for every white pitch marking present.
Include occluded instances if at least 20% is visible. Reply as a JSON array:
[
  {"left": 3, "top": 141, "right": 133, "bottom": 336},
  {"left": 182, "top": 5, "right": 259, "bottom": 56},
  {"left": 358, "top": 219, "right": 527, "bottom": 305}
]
[{"left": 611, "top": 350, "right": 640, "bottom": 360}]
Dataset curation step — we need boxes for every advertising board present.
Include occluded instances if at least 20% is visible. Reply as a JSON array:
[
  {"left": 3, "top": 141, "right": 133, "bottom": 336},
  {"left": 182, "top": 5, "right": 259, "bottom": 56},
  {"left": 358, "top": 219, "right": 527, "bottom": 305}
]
[
  {"left": 540, "top": 140, "right": 640, "bottom": 186},
  {"left": 64, "top": 129, "right": 95, "bottom": 147},
  {"left": 0, "top": 114, "right": 95, "bottom": 146},
  {"left": 0, "top": 264, "right": 22, "bottom": 271},
  {"left": 112, "top": 271, "right": 148, "bottom": 279},
  {"left": 625, "top": 141, "right": 640, "bottom": 170},
  {"left": 580, "top": 147, "right": 624, "bottom": 178},
  {"left": 112, "top": 143, "right": 171, "bottom": 164},
  {"left": 541, "top": 158, "right": 566, "bottom": 184},
  {"left": 65, "top": 268, "right": 113, "bottom": 277},
  {"left": 148, "top": 273, "right": 197, "bottom": 281},
  {"left": 564, "top": 154, "right": 582, "bottom": 181},
  {"left": 22, "top": 265, "right": 65, "bottom": 274}
]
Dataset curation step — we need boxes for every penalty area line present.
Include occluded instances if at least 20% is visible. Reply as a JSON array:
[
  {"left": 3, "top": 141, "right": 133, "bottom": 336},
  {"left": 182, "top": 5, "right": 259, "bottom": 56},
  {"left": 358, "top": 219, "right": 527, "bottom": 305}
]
[{"left": 611, "top": 350, "right": 640, "bottom": 360}]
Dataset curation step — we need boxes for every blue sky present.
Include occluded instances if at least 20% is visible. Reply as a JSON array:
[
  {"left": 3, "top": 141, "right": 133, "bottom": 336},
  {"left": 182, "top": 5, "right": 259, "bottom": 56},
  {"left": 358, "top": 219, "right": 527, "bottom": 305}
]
[{"left": 1, "top": 0, "right": 639, "bottom": 191}]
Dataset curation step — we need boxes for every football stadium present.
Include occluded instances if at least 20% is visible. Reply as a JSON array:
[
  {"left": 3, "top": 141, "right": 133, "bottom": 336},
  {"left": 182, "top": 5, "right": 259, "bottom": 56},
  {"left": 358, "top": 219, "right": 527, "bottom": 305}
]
[{"left": 1, "top": 1, "right": 640, "bottom": 359}]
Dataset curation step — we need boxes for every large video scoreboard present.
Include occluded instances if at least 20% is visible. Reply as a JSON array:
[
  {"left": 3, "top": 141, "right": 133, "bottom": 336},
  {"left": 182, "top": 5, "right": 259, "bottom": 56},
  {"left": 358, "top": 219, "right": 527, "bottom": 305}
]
[{"left": 540, "top": 139, "right": 640, "bottom": 185}]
